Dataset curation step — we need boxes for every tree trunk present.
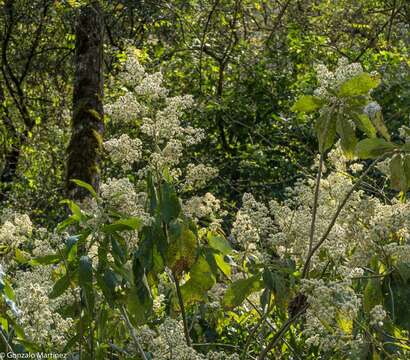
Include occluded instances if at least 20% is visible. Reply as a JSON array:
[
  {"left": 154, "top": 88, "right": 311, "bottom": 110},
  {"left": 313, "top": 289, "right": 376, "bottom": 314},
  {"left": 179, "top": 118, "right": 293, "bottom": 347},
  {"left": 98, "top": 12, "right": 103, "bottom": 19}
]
[{"left": 66, "top": 1, "right": 104, "bottom": 201}]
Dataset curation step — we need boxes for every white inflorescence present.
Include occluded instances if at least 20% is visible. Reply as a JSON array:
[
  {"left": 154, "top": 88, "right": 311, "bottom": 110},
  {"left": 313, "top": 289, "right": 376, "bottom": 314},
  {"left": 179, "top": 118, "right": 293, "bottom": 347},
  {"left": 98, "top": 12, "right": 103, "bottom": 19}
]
[
  {"left": 314, "top": 58, "right": 364, "bottom": 100},
  {"left": 103, "top": 134, "right": 142, "bottom": 170},
  {"left": 231, "top": 193, "right": 274, "bottom": 251}
]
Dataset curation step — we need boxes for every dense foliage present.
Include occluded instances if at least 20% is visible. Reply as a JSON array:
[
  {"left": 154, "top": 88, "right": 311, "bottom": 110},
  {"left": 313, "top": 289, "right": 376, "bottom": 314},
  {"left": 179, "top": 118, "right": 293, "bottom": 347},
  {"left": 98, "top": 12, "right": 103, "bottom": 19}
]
[{"left": 0, "top": 0, "right": 409, "bottom": 359}]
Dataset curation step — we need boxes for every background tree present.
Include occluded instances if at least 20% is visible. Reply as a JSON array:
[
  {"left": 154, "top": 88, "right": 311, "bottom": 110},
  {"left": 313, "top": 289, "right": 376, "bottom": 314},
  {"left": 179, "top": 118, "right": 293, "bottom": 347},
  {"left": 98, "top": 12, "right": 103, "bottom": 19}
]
[{"left": 66, "top": 1, "right": 104, "bottom": 201}]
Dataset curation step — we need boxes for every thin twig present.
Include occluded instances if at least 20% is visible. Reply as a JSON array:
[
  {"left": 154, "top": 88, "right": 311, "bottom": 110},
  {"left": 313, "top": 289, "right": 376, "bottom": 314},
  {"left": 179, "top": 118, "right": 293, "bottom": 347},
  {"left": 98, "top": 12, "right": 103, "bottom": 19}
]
[
  {"left": 302, "top": 153, "right": 324, "bottom": 277},
  {"left": 120, "top": 306, "right": 148, "bottom": 360},
  {"left": 173, "top": 272, "right": 192, "bottom": 347},
  {"left": 302, "top": 156, "right": 385, "bottom": 278}
]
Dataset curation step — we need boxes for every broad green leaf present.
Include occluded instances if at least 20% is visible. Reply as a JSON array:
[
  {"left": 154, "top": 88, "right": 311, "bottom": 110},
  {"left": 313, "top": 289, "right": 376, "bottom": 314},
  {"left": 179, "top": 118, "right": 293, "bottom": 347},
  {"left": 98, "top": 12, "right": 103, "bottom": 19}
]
[
  {"left": 49, "top": 274, "right": 71, "bottom": 299},
  {"left": 389, "top": 155, "right": 407, "bottom": 192},
  {"left": 336, "top": 116, "right": 357, "bottom": 159},
  {"left": 207, "top": 232, "right": 232, "bottom": 255},
  {"left": 372, "top": 111, "right": 390, "bottom": 141},
  {"left": 160, "top": 181, "right": 181, "bottom": 224},
  {"left": 71, "top": 179, "right": 97, "bottom": 198},
  {"left": 29, "top": 254, "right": 61, "bottom": 266},
  {"left": 102, "top": 217, "right": 141, "bottom": 233},
  {"left": 355, "top": 138, "right": 396, "bottom": 159},
  {"left": 338, "top": 73, "right": 380, "bottom": 97},
  {"left": 60, "top": 199, "right": 82, "bottom": 220},
  {"left": 166, "top": 221, "right": 197, "bottom": 276},
  {"left": 126, "top": 285, "right": 152, "bottom": 326},
  {"left": 79, "top": 256, "right": 94, "bottom": 313},
  {"left": 222, "top": 275, "right": 263, "bottom": 310},
  {"left": 179, "top": 256, "right": 216, "bottom": 307},
  {"left": 291, "top": 95, "right": 323, "bottom": 113},
  {"left": 354, "top": 113, "right": 377, "bottom": 138},
  {"left": 315, "top": 108, "right": 336, "bottom": 153},
  {"left": 214, "top": 253, "right": 231, "bottom": 276}
]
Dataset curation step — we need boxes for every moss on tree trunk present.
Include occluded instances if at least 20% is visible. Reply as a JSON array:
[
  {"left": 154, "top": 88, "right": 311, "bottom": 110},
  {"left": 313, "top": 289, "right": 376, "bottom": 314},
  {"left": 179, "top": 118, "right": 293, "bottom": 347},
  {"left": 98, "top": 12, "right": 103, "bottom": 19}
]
[{"left": 66, "top": 1, "right": 104, "bottom": 201}]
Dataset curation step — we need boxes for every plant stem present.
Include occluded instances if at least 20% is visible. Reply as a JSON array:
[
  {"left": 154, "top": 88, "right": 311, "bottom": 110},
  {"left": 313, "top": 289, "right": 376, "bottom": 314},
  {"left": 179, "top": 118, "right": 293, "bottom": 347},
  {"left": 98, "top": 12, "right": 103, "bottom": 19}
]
[
  {"left": 173, "top": 272, "right": 192, "bottom": 347},
  {"left": 302, "top": 153, "right": 324, "bottom": 278},
  {"left": 258, "top": 304, "right": 308, "bottom": 360},
  {"left": 120, "top": 305, "right": 148, "bottom": 360},
  {"left": 302, "top": 156, "right": 383, "bottom": 278}
]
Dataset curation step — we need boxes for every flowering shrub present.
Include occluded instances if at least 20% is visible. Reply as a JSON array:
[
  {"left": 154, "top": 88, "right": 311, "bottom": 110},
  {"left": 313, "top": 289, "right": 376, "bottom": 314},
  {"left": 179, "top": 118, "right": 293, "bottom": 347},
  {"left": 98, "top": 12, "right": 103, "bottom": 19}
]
[{"left": 1, "top": 53, "right": 410, "bottom": 360}]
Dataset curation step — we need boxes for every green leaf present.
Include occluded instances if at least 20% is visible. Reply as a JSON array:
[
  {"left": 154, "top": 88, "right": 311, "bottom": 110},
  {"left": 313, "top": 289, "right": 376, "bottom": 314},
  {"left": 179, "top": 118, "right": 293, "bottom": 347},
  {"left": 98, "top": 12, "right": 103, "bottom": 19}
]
[
  {"left": 336, "top": 116, "right": 357, "bottom": 159},
  {"left": 354, "top": 113, "right": 377, "bottom": 138},
  {"left": 60, "top": 199, "right": 82, "bottom": 220},
  {"left": 160, "top": 181, "right": 181, "bottom": 223},
  {"left": 389, "top": 154, "right": 407, "bottom": 192},
  {"left": 291, "top": 95, "right": 323, "bottom": 113},
  {"left": 179, "top": 255, "right": 216, "bottom": 307},
  {"left": 79, "top": 256, "right": 94, "bottom": 313},
  {"left": 166, "top": 221, "right": 197, "bottom": 276},
  {"left": 71, "top": 179, "right": 97, "bottom": 198},
  {"left": 372, "top": 111, "right": 390, "bottom": 141},
  {"left": 49, "top": 274, "right": 71, "bottom": 299},
  {"left": 355, "top": 138, "right": 396, "bottom": 159},
  {"left": 214, "top": 253, "right": 231, "bottom": 276},
  {"left": 207, "top": 232, "right": 232, "bottom": 255},
  {"left": 338, "top": 73, "right": 380, "bottom": 97},
  {"left": 403, "top": 155, "right": 410, "bottom": 187},
  {"left": 102, "top": 217, "right": 142, "bottom": 234},
  {"left": 222, "top": 275, "right": 263, "bottom": 310},
  {"left": 315, "top": 109, "right": 337, "bottom": 153},
  {"left": 29, "top": 254, "right": 61, "bottom": 266}
]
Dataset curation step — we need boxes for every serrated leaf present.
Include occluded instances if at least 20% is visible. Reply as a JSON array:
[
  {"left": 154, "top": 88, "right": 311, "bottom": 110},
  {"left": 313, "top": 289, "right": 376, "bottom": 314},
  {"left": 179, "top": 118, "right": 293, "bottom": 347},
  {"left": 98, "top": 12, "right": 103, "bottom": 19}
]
[
  {"left": 222, "top": 275, "right": 262, "bottom": 310},
  {"left": 291, "top": 95, "right": 323, "bottom": 113},
  {"left": 355, "top": 138, "right": 396, "bottom": 159},
  {"left": 338, "top": 73, "right": 380, "bottom": 97}
]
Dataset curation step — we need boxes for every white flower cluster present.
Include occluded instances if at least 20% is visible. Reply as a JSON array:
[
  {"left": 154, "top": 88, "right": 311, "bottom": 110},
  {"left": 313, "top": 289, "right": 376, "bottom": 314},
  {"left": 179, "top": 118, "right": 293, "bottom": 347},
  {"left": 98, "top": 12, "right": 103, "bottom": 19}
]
[
  {"left": 301, "top": 279, "right": 362, "bottom": 353},
  {"left": 135, "top": 318, "right": 238, "bottom": 360},
  {"left": 100, "top": 177, "right": 152, "bottom": 225},
  {"left": 231, "top": 193, "right": 274, "bottom": 251},
  {"left": 369, "top": 304, "right": 387, "bottom": 327},
  {"left": 104, "top": 90, "right": 147, "bottom": 124},
  {"left": 105, "top": 50, "right": 204, "bottom": 179},
  {"left": 314, "top": 58, "right": 364, "bottom": 99},
  {"left": 14, "top": 265, "right": 74, "bottom": 349},
  {"left": 183, "top": 193, "right": 225, "bottom": 231},
  {"left": 0, "top": 211, "right": 32, "bottom": 265},
  {"left": 182, "top": 164, "right": 218, "bottom": 192},
  {"left": 103, "top": 134, "right": 142, "bottom": 170}
]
